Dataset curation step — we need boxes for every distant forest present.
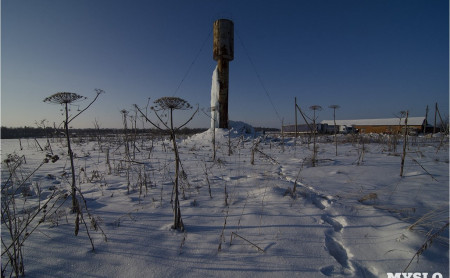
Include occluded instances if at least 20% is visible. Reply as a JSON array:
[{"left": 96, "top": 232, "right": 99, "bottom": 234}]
[
  {"left": 1, "top": 126, "right": 279, "bottom": 139},
  {"left": 1, "top": 126, "right": 205, "bottom": 139}
]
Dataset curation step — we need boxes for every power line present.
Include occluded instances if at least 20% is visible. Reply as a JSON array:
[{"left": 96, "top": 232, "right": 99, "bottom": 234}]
[
  {"left": 172, "top": 29, "right": 212, "bottom": 97},
  {"left": 235, "top": 28, "right": 282, "bottom": 123}
]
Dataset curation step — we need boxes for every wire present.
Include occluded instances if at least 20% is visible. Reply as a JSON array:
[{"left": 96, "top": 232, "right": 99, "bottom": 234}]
[
  {"left": 172, "top": 29, "right": 212, "bottom": 97},
  {"left": 235, "top": 28, "right": 282, "bottom": 123}
]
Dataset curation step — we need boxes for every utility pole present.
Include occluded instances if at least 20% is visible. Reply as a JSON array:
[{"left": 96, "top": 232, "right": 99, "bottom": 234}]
[
  {"left": 433, "top": 102, "right": 437, "bottom": 135},
  {"left": 400, "top": 111, "right": 409, "bottom": 177},
  {"left": 329, "top": 105, "right": 340, "bottom": 156},
  {"left": 295, "top": 97, "right": 298, "bottom": 139}
]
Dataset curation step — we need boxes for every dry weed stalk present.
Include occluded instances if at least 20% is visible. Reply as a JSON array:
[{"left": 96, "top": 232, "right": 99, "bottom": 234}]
[
  {"left": 200, "top": 108, "right": 217, "bottom": 161},
  {"left": 135, "top": 97, "right": 198, "bottom": 231},
  {"left": 179, "top": 231, "right": 188, "bottom": 255},
  {"left": 403, "top": 222, "right": 449, "bottom": 272},
  {"left": 1, "top": 153, "right": 62, "bottom": 277},
  {"left": 309, "top": 105, "right": 322, "bottom": 167},
  {"left": 358, "top": 193, "right": 378, "bottom": 203},
  {"left": 218, "top": 206, "right": 230, "bottom": 251},
  {"left": 407, "top": 207, "right": 448, "bottom": 231},
  {"left": 224, "top": 183, "right": 229, "bottom": 206},
  {"left": 400, "top": 111, "right": 409, "bottom": 177},
  {"left": 407, "top": 154, "right": 438, "bottom": 182},
  {"left": 356, "top": 136, "right": 366, "bottom": 165},
  {"left": 292, "top": 159, "right": 306, "bottom": 194},
  {"left": 229, "top": 232, "right": 265, "bottom": 253},
  {"left": 203, "top": 163, "right": 213, "bottom": 198},
  {"left": 328, "top": 104, "right": 340, "bottom": 156},
  {"left": 43, "top": 89, "right": 103, "bottom": 216},
  {"left": 250, "top": 140, "right": 260, "bottom": 165}
]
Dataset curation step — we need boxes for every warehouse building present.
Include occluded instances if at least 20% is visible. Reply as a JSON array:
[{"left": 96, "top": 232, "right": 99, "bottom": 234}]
[{"left": 320, "top": 117, "right": 428, "bottom": 134}]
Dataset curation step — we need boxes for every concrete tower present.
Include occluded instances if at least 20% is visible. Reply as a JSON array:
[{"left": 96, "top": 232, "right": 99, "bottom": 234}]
[{"left": 213, "top": 19, "right": 234, "bottom": 129}]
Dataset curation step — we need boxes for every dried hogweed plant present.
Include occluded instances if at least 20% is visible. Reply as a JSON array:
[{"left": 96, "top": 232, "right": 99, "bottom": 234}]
[
  {"left": 309, "top": 105, "right": 322, "bottom": 167},
  {"left": 135, "top": 96, "right": 197, "bottom": 231},
  {"left": 43, "top": 89, "right": 103, "bottom": 240}
]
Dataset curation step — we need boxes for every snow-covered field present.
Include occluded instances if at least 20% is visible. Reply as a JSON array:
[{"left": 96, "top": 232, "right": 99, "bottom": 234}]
[{"left": 2, "top": 129, "right": 449, "bottom": 277}]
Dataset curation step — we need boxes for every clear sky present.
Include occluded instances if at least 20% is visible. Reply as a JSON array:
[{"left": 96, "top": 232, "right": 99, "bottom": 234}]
[{"left": 2, "top": 0, "right": 449, "bottom": 129}]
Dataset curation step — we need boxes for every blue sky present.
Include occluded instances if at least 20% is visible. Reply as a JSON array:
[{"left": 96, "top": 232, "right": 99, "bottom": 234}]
[{"left": 2, "top": 0, "right": 448, "bottom": 129}]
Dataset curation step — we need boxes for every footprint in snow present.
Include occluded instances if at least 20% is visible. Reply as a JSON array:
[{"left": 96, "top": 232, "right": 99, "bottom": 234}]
[
  {"left": 311, "top": 194, "right": 331, "bottom": 210},
  {"left": 321, "top": 215, "right": 346, "bottom": 232},
  {"left": 324, "top": 231, "right": 353, "bottom": 271}
]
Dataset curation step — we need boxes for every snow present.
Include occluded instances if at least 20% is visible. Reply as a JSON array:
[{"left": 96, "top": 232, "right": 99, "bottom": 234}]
[{"left": 1, "top": 132, "right": 448, "bottom": 277}]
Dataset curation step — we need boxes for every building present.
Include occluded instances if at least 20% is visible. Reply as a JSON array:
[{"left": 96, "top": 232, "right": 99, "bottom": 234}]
[
  {"left": 282, "top": 123, "right": 324, "bottom": 134},
  {"left": 320, "top": 117, "right": 428, "bottom": 134}
]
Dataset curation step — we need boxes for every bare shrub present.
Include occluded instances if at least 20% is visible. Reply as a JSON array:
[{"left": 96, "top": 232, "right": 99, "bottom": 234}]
[{"left": 1, "top": 153, "right": 62, "bottom": 277}]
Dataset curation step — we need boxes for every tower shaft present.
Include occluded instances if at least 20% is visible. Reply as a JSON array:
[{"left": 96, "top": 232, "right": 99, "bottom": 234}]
[
  {"left": 213, "top": 19, "right": 234, "bottom": 129},
  {"left": 217, "top": 58, "right": 229, "bottom": 129}
]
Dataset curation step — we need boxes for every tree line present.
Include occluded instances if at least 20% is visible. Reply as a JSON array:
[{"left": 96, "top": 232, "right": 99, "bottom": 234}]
[{"left": 1, "top": 126, "right": 208, "bottom": 139}]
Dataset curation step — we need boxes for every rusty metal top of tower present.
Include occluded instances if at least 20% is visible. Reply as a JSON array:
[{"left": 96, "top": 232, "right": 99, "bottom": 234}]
[{"left": 213, "top": 19, "right": 234, "bottom": 61}]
